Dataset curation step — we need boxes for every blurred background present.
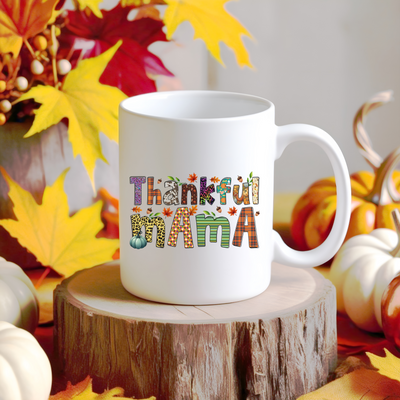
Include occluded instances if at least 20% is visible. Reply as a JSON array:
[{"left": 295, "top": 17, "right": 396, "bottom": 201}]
[{"left": 68, "top": 0, "right": 400, "bottom": 193}]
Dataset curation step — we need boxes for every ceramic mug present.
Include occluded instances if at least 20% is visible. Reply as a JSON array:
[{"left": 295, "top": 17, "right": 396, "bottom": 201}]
[{"left": 119, "top": 90, "right": 351, "bottom": 305}]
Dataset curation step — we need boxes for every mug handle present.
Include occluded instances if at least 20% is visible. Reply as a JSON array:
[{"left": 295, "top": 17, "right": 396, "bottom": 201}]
[{"left": 273, "top": 123, "right": 352, "bottom": 267}]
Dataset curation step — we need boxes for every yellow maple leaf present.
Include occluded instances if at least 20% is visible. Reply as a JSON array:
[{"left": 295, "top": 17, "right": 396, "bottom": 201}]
[
  {"left": 297, "top": 367, "right": 400, "bottom": 399},
  {"left": 0, "top": 168, "right": 119, "bottom": 279},
  {"left": 74, "top": 0, "right": 103, "bottom": 18},
  {"left": 17, "top": 41, "right": 127, "bottom": 190},
  {"left": 49, "top": 375, "right": 156, "bottom": 399},
  {"left": 367, "top": 348, "right": 400, "bottom": 381},
  {"left": 163, "top": 0, "right": 253, "bottom": 68}
]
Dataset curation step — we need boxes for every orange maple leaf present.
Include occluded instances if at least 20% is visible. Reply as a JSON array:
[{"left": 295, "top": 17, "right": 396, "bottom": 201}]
[
  {"left": 49, "top": 375, "right": 156, "bottom": 399},
  {"left": 211, "top": 176, "right": 220, "bottom": 183},
  {"left": 228, "top": 207, "right": 237, "bottom": 216},
  {"left": 0, "top": 0, "right": 59, "bottom": 57},
  {"left": 97, "top": 188, "right": 119, "bottom": 251},
  {"left": 188, "top": 173, "right": 198, "bottom": 183},
  {"left": 132, "top": 206, "right": 142, "bottom": 213},
  {"left": 163, "top": 207, "right": 173, "bottom": 217},
  {"left": 189, "top": 205, "right": 198, "bottom": 215}
]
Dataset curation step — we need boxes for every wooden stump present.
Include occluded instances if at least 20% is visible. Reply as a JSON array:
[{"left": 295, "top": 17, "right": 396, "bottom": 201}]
[{"left": 54, "top": 262, "right": 337, "bottom": 400}]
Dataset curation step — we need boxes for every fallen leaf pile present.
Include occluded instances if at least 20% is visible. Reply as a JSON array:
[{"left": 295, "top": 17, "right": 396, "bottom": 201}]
[
  {"left": 49, "top": 376, "right": 156, "bottom": 400},
  {"left": 298, "top": 349, "right": 400, "bottom": 399}
]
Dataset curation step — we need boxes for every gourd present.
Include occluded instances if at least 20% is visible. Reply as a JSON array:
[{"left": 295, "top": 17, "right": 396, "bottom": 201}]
[
  {"left": 0, "top": 257, "right": 39, "bottom": 333},
  {"left": 329, "top": 209, "right": 400, "bottom": 332},
  {"left": 0, "top": 321, "right": 52, "bottom": 400},
  {"left": 130, "top": 232, "right": 147, "bottom": 249},
  {"left": 291, "top": 91, "right": 400, "bottom": 250}
]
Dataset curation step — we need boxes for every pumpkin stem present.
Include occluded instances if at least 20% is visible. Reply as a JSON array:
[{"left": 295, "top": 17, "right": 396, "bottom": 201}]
[
  {"left": 353, "top": 90, "right": 393, "bottom": 171},
  {"left": 390, "top": 209, "right": 400, "bottom": 257},
  {"left": 364, "top": 146, "right": 400, "bottom": 205}
]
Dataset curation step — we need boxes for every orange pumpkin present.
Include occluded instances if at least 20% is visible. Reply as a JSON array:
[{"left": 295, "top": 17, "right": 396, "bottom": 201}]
[{"left": 291, "top": 90, "right": 400, "bottom": 251}]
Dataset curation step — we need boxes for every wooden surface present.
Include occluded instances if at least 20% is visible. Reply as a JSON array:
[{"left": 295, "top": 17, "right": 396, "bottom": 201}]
[{"left": 54, "top": 261, "right": 337, "bottom": 400}]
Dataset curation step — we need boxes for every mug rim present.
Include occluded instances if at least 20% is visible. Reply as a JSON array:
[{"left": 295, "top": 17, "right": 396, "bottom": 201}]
[{"left": 119, "top": 90, "right": 273, "bottom": 122}]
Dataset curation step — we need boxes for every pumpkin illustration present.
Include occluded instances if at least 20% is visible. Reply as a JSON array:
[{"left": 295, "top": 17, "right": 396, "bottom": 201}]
[
  {"left": 291, "top": 91, "right": 400, "bottom": 251},
  {"left": 130, "top": 232, "right": 147, "bottom": 249}
]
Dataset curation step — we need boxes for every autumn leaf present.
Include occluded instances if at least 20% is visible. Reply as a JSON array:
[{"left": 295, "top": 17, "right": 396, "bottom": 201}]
[
  {"left": 0, "top": 0, "right": 59, "bottom": 57},
  {"left": 132, "top": 206, "right": 142, "bottom": 213},
  {"left": 121, "top": 0, "right": 165, "bottom": 20},
  {"left": 228, "top": 206, "right": 237, "bottom": 216},
  {"left": 97, "top": 188, "right": 119, "bottom": 243},
  {"left": 135, "top": 5, "right": 162, "bottom": 21},
  {"left": 0, "top": 168, "right": 119, "bottom": 278},
  {"left": 163, "top": 207, "right": 173, "bottom": 217},
  {"left": 367, "top": 348, "right": 400, "bottom": 381},
  {"left": 49, "top": 375, "right": 156, "bottom": 399},
  {"left": 63, "top": 3, "right": 173, "bottom": 96},
  {"left": 188, "top": 173, "right": 198, "bottom": 183},
  {"left": 17, "top": 42, "right": 127, "bottom": 190},
  {"left": 163, "top": 0, "right": 253, "bottom": 68},
  {"left": 297, "top": 367, "right": 400, "bottom": 399},
  {"left": 189, "top": 205, "right": 198, "bottom": 216},
  {"left": 74, "top": 0, "right": 103, "bottom": 18},
  {"left": 211, "top": 176, "right": 220, "bottom": 183},
  {"left": 121, "top": 0, "right": 165, "bottom": 6}
]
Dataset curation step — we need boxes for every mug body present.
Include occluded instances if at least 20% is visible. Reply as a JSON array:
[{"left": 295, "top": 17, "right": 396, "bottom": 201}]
[{"left": 119, "top": 91, "right": 276, "bottom": 304}]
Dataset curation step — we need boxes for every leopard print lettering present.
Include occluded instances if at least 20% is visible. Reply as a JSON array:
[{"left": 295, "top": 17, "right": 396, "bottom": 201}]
[
  {"left": 181, "top": 184, "right": 198, "bottom": 205},
  {"left": 199, "top": 177, "right": 215, "bottom": 205},
  {"left": 131, "top": 214, "right": 165, "bottom": 248},
  {"left": 216, "top": 178, "right": 231, "bottom": 205},
  {"left": 167, "top": 207, "right": 194, "bottom": 248},
  {"left": 129, "top": 176, "right": 146, "bottom": 205},
  {"left": 163, "top": 180, "right": 179, "bottom": 206}
]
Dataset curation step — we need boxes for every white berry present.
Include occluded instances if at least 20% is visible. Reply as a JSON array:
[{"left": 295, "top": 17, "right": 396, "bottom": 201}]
[
  {"left": 15, "top": 76, "right": 28, "bottom": 91},
  {"left": 0, "top": 99, "right": 11, "bottom": 113},
  {"left": 31, "top": 60, "right": 44, "bottom": 75},
  {"left": 57, "top": 59, "right": 71, "bottom": 75}
]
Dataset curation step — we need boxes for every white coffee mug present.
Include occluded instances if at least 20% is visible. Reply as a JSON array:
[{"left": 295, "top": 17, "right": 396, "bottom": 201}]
[{"left": 119, "top": 90, "right": 351, "bottom": 305}]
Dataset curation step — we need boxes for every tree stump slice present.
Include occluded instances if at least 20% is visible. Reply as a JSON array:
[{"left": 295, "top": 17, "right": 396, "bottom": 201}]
[{"left": 54, "top": 262, "right": 337, "bottom": 400}]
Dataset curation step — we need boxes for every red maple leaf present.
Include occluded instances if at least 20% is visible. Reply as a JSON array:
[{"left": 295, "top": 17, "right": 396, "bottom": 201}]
[
  {"left": 162, "top": 207, "right": 173, "bottom": 217},
  {"left": 188, "top": 173, "right": 198, "bottom": 183},
  {"left": 228, "top": 207, "right": 238, "bottom": 216},
  {"left": 61, "top": 3, "right": 173, "bottom": 96},
  {"left": 189, "top": 205, "right": 198, "bottom": 216},
  {"left": 210, "top": 176, "right": 220, "bottom": 183}
]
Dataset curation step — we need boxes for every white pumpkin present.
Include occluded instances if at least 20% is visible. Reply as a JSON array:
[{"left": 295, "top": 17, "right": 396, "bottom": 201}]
[
  {"left": 0, "top": 257, "right": 39, "bottom": 333},
  {"left": 330, "top": 214, "right": 400, "bottom": 332},
  {"left": 0, "top": 321, "right": 52, "bottom": 400}
]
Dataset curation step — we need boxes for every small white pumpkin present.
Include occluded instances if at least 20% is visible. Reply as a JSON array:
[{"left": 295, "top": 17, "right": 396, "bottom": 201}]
[
  {"left": 0, "top": 321, "right": 52, "bottom": 400},
  {"left": 330, "top": 209, "right": 400, "bottom": 332},
  {"left": 0, "top": 257, "right": 39, "bottom": 333}
]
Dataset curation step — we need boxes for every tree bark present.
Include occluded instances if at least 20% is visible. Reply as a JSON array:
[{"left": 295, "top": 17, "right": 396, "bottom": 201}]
[{"left": 54, "top": 262, "right": 337, "bottom": 400}]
